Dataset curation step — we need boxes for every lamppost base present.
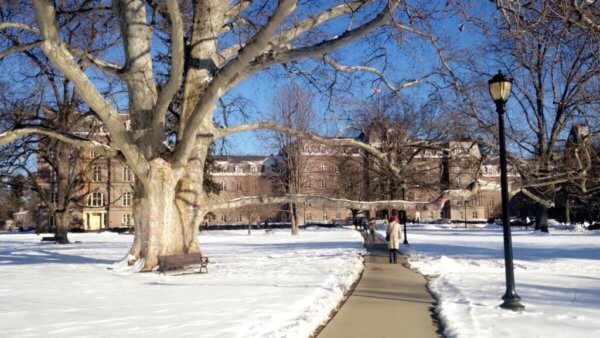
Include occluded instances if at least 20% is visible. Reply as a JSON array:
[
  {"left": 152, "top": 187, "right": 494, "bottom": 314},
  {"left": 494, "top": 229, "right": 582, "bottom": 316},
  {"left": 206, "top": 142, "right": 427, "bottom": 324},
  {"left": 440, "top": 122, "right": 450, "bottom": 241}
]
[
  {"left": 500, "top": 297, "right": 525, "bottom": 311},
  {"left": 403, "top": 240, "right": 409, "bottom": 245}
]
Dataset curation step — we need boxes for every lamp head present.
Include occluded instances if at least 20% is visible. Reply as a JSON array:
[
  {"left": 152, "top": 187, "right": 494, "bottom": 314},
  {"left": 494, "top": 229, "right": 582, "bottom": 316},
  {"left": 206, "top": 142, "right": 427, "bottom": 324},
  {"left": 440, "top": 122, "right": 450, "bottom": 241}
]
[{"left": 488, "top": 71, "right": 512, "bottom": 102}]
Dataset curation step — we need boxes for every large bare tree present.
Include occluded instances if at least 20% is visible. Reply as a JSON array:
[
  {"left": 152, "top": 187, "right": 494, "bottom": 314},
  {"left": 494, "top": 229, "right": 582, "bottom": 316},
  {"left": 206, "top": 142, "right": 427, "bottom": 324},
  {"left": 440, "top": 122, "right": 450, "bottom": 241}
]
[
  {"left": 491, "top": 0, "right": 599, "bottom": 231},
  {"left": 0, "top": 0, "right": 409, "bottom": 270}
]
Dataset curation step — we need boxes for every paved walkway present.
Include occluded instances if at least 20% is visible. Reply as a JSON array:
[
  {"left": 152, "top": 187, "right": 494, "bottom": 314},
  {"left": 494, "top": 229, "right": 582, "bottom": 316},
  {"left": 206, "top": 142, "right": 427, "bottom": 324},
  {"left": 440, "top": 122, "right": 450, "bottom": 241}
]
[{"left": 317, "top": 233, "right": 442, "bottom": 338}]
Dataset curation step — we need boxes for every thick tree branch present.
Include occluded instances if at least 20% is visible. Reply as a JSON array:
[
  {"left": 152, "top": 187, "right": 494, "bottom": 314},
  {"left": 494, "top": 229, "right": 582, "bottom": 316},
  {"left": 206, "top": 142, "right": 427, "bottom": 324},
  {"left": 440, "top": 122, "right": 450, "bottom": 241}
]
[
  {"left": 239, "top": 0, "right": 396, "bottom": 80},
  {"left": 0, "top": 22, "right": 40, "bottom": 34},
  {"left": 0, "top": 41, "right": 42, "bottom": 59},
  {"left": 33, "top": 0, "right": 149, "bottom": 182},
  {"left": 319, "top": 55, "right": 431, "bottom": 93},
  {"left": 172, "top": 0, "right": 297, "bottom": 169},
  {"left": 152, "top": 0, "right": 184, "bottom": 128},
  {"left": 67, "top": 47, "right": 122, "bottom": 74},
  {"left": 0, "top": 126, "right": 122, "bottom": 159}
]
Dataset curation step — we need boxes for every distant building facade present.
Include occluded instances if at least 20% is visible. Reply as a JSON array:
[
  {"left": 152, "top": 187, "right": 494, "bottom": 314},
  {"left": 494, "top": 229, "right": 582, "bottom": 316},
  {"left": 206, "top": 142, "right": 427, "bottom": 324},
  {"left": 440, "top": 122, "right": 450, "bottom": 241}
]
[{"left": 37, "top": 133, "right": 512, "bottom": 229}]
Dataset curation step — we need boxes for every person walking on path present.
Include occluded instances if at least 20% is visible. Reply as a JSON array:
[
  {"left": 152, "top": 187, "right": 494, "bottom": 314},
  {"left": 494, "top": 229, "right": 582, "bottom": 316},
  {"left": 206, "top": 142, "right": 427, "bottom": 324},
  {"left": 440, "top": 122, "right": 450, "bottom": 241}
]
[
  {"left": 369, "top": 220, "right": 377, "bottom": 241},
  {"left": 386, "top": 215, "right": 403, "bottom": 263}
]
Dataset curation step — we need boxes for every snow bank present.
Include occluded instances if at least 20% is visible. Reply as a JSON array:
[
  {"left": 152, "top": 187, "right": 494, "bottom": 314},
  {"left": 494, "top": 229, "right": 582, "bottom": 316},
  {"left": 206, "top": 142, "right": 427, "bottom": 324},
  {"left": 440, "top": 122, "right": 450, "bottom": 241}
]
[{"left": 384, "top": 227, "right": 600, "bottom": 338}]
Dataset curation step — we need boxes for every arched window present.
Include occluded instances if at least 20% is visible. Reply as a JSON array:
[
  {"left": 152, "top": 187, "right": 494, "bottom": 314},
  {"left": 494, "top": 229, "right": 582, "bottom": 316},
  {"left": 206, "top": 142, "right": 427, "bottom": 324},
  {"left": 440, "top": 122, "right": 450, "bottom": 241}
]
[
  {"left": 250, "top": 165, "right": 257, "bottom": 173},
  {"left": 234, "top": 165, "right": 242, "bottom": 173},
  {"left": 88, "top": 192, "right": 104, "bottom": 207},
  {"left": 122, "top": 191, "right": 131, "bottom": 206}
]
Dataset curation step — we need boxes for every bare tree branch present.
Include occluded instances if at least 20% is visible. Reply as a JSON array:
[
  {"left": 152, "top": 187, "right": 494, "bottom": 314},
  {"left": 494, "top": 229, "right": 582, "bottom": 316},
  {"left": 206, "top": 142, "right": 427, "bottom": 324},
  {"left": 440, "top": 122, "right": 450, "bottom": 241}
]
[
  {"left": 0, "top": 126, "right": 122, "bottom": 159},
  {"left": 152, "top": 0, "right": 184, "bottom": 129}
]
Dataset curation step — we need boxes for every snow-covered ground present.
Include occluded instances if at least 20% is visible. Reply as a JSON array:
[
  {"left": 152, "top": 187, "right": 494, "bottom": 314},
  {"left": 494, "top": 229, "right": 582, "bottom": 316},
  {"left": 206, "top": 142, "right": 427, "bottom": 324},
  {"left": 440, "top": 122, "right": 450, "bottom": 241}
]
[
  {"left": 378, "top": 224, "right": 600, "bottom": 338},
  {"left": 0, "top": 228, "right": 364, "bottom": 338}
]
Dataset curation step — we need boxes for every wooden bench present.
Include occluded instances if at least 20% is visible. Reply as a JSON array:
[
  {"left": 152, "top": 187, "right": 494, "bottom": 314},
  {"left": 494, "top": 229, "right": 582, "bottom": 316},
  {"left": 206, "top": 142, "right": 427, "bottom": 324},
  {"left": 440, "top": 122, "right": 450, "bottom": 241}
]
[
  {"left": 40, "top": 236, "right": 57, "bottom": 243},
  {"left": 157, "top": 253, "right": 209, "bottom": 275}
]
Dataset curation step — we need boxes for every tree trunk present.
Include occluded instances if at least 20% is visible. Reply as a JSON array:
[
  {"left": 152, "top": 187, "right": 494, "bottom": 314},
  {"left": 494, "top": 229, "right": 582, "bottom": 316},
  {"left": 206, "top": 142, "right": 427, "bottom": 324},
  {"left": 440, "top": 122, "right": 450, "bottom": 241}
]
[
  {"left": 128, "top": 159, "right": 194, "bottom": 271},
  {"left": 351, "top": 209, "right": 358, "bottom": 229},
  {"left": 535, "top": 204, "right": 549, "bottom": 233},
  {"left": 53, "top": 210, "right": 70, "bottom": 244},
  {"left": 565, "top": 197, "right": 570, "bottom": 224},
  {"left": 291, "top": 202, "right": 299, "bottom": 235}
]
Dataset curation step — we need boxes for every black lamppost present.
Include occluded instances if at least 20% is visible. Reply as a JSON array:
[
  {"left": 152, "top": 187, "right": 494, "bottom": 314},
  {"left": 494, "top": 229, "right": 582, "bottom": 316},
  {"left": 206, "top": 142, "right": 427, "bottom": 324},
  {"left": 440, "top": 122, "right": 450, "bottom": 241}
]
[
  {"left": 401, "top": 182, "right": 408, "bottom": 245},
  {"left": 489, "top": 71, "right": 525, "bottom": 311}
]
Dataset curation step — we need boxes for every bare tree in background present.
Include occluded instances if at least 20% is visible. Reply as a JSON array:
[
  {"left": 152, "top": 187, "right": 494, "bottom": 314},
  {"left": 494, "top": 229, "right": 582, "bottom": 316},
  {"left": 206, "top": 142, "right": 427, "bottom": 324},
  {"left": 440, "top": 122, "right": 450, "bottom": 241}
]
[
  {"left": 491, "top": 0, "right": 599, "bottom": 231},
  {"left": 268, "top": 84, "right": 314, "bottom": 235}
]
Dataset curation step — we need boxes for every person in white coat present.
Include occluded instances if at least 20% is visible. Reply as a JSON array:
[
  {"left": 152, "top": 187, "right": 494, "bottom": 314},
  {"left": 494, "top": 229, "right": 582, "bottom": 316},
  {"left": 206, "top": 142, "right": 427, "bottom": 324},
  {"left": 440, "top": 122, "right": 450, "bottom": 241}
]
[{"left": 386, "top": 214, "right": 403, "bottom": 264}]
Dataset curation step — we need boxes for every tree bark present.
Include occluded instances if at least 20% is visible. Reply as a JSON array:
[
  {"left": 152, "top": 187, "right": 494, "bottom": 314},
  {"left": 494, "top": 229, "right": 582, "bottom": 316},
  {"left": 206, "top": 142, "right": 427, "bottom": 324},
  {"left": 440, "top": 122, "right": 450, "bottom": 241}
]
[
  {"left": 290, "top": 203, "right": 299, "bottom": 235},
  {"left": 53, "top": 209, "right": 70, "bottom": 244},
  {"left": 535, "top": 204, "right": 549, "bottom": 233},
  {"left": 128, "top": 159, "right": 188, "bottom": 271}
]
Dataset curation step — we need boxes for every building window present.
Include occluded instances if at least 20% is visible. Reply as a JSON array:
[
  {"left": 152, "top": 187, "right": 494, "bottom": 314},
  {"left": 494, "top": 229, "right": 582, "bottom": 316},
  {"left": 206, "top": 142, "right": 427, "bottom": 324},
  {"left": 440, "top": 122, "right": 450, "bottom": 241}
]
[
  {"left": 122, "top": 191, "right": 131, "bottom": 206},
  {"left": 470, "top": 167, "right": 475, "bottom": 174},
  {"left": 50, "top": 191, "right": 58, "bottom": 206},
  {"left": 221, "top": 180, "right": 226, "bottom": 191},
  {"left": 306, "top": 213, "right": 312, "bottom": 220},
  {"left": 236, "top": 180, "right": 242, "bottom": 191},
  {"left": 251, "top": 165, "right": 257, "bottom": 173},
  {"left": 92, "top": 166, "right": 101, "bottom": 182},
  {"left": 236, "top": 214, "right": 242, "bottom": 222},
  {"left": 321, "top": 163, "right": 327, "bottom": 172},
  {"left": 90, "top": 150, "right": 100, "bottom": 159},
  {"left": 321, "top": 179, "right": 326, "bottom": 188},
  {"left": 123, "top": 166, "right": 132, "bottom": 182},
  {"left": 122, "top": 214, "right": 132, "bottom": 226},
  {"left": 456, "top": 200, "right": 462, "bottom": 206},
  {"left": 472, "top": 211, "right": 478, "bottom": 218},
  {"left": 455, "top": 166, "right": 460, "bottom": 173},
  {"left": 220, "top": 214, "right": 227, "bottom": 222},
  {"left": 49, "top": 170, "right": 57, "bottom": 182},
  {"left": 234, "top": 165, "right": 242, "bottom": 173},
  {"left": 88, "top": 192, "right": 104, "bottom": 207},
  {"left": 489, "top": 197, "right": 495, "bottom": 206}
]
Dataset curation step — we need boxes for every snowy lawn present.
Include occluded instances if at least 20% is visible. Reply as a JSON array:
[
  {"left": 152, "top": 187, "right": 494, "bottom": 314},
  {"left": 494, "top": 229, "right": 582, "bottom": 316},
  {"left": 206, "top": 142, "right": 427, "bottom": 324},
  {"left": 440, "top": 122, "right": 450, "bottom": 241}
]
[
  {"left": 0, "top": 228, "right": 364, "bottom": 338},
  {"left": 379, "top": 224, "right": 600, "bottom": 338}
]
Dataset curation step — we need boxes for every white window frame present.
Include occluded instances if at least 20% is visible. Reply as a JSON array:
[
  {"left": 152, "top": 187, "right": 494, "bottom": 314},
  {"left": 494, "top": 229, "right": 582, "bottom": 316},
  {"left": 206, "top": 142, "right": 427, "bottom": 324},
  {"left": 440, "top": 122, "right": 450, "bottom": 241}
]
[
  {"left": 122, "top": 166, "right": 132, "bottom": 182},
  {"left": 122, "top": 213, "right": 132, "bottom": 226},
  {"left": 92, "top": 166, "right": 101, "bottom": 182},
  {"left": 122, "top": 191, "right": 131, "bottom": 206},
  {"left": 88, "top": 192, "right": 104, "bottom": 207},
  {"left": 50, "top": 191, "right": 58, "bottom": 206}
]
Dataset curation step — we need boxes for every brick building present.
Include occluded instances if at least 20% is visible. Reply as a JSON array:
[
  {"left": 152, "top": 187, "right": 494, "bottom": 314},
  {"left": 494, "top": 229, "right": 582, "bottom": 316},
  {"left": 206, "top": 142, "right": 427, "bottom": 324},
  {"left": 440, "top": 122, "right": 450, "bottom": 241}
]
[{"left": 37, "top": 132, "right": 510, "bottom": 229}]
